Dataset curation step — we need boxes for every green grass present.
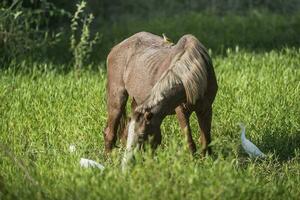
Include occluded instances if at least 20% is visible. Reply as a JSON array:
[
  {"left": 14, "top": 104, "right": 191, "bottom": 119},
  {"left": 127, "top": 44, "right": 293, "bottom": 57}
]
[{"left": 0, "top": 49, "right": 300, "bottom": 199}]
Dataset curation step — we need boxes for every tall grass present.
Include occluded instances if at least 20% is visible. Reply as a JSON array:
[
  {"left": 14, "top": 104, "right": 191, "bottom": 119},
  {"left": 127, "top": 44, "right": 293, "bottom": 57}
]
[{"left": 0, "top": 48, "right": 299, "bottom": 199}]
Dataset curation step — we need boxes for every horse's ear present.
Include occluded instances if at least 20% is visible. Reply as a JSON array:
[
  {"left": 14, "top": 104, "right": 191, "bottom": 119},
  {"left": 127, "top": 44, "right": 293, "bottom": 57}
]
[{"left": 144, "top": 111, "right": 153, "bottom": 123}]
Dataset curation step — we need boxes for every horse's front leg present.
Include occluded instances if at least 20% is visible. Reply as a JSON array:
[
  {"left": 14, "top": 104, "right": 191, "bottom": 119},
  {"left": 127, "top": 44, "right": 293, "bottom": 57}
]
[
  {"left": 149, "top": 127, "right": 162, "bottom": 150},
  {"left": 175, "top": 106, "right": 196, "bottom": 154},
  {"left": 120, "top": 99, "right": 138, "bottom": 146},
  {"left": 104, "top": 89, "right": 128, "bottom": 153}
]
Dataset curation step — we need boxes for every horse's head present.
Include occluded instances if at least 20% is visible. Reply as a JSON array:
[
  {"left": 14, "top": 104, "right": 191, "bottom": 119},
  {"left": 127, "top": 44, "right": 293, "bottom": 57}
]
[
  {"left": 127, "top": 110, "right": 153, "bottom": 148},
  {"left": 122, "top": 109, "right": 154, "bottom": 171}
]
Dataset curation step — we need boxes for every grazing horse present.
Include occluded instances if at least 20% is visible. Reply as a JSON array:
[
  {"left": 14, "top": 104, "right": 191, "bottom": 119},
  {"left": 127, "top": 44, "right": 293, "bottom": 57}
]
[{"left": 104, "top": 32, "right": 218, "bottom": 160}]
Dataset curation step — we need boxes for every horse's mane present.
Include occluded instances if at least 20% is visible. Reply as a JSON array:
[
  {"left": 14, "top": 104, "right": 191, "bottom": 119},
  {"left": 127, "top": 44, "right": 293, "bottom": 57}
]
[{"left": 136, "top": 34, "right": 211, "bottom": 112}]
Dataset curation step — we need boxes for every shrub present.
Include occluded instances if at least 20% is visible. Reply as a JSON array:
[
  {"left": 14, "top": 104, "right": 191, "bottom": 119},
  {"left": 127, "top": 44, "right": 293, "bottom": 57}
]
[
  {"left": 70, "top": 1, "right": 100, "bottom": 70},
  {"left": 0, "top": 0, "right": 68, "bottom": 66}
]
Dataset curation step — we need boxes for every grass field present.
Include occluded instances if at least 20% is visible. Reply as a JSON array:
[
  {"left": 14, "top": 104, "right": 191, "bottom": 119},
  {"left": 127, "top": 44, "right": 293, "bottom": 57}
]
[{"left": 0, "top": 49, "right": 299, "bottom": 199}]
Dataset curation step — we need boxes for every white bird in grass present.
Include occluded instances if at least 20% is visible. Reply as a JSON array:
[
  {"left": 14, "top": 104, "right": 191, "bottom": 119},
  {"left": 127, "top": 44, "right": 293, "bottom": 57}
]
[
  {"left": 69, "top": 144, "right": 76, "bottom": 153},
  {"left": 239, "top": 123, "right": 266, "bottom": 158},
  {"left": 80, "top": 158, "right": 105, "bottom": 170}
]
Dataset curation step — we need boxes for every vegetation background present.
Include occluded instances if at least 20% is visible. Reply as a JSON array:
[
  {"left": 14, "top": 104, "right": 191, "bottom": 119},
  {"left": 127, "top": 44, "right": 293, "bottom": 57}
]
[
  {"left": 0, "top": 0, "right": 299, "bottom": 199},
  {"left": 1, "top": 0, "right": 300, "bottom": 67}
]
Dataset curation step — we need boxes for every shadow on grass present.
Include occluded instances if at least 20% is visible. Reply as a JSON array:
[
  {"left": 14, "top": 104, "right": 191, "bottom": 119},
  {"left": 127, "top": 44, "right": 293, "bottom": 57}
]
[{"left": 260, "top": 130, "right": 300, "bottom": 161}]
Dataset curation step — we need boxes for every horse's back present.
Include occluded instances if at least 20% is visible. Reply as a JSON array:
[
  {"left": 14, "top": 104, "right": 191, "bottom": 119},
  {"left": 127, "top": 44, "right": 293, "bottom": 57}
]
[
  {"left": 108, "top": 32, "right": 163, "bottom": 61},
  {"left": 107, "top": 32, "right": 165, "bottom": 85},
  {"left": 121, "top": 33, "right": 175, "bottom": 104}
]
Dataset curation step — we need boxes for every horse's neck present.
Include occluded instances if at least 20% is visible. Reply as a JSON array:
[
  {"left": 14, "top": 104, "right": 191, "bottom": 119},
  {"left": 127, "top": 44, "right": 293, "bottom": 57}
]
[
  {"left": 139, "top": 68, "right": 181, "bottom": 109},
  {"left": 146, "top": 84, "right": 186, "bottom": 119}
]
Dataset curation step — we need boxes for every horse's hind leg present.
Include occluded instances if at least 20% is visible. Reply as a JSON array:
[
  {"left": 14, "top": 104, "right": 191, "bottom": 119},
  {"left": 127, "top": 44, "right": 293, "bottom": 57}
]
[
  {"left": 175, "top": 106, "right": 196, "bottom": 154},
  {"left": 104, "top": 89, "right": 128, "bottom": 153},
  {"left": 196, "top": 106, "right": 212, "bottom": 157}
]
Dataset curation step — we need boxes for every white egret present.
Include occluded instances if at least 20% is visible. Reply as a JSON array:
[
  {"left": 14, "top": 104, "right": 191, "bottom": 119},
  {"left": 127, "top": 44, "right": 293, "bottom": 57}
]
[
  {"left": 80, "top": 158, "right": 105, "bottom": 170},
  {"left": 239, "top": 123, "right": 266, "bottom": 158},
  {"left": 69, "top": 144, "right": 76, "bottom": 153}
]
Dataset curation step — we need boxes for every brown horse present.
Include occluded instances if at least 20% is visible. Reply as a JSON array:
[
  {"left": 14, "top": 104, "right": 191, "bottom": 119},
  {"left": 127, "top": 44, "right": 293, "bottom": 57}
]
[{"left": 104, "top": 32, "right": 218, "bottom": 160}]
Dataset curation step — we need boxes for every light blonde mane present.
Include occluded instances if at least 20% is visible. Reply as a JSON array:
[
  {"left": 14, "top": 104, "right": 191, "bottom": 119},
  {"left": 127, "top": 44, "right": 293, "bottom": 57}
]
[{"left": 136, "top": 35, "right": 210, "bottom": 112}]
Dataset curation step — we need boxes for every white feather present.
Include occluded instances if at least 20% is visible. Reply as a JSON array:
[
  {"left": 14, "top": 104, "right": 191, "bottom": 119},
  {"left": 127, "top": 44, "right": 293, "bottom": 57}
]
[
  {"left": 80, "top": 158, "right": 105, "bottom": 170},
  {"left": 69, "top": 144, "right": 76, "bottom": 153},
  {"left": 239, "top": 123, "right": 266, "bottom": 158}
]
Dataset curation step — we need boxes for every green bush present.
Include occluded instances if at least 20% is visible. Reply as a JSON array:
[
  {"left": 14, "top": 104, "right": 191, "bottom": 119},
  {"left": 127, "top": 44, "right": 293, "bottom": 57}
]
[
  {"left": 0, "top": 1, "right": 69, "bottom": 66},
  {"left": 70, "top": 1, "right": 100, "bottom": 70}
]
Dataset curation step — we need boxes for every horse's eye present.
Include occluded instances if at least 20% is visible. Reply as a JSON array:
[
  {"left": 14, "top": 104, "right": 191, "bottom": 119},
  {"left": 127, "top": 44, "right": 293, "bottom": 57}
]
[{"left": 136, "top": 113, "right": 143, "bottom": 122}]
